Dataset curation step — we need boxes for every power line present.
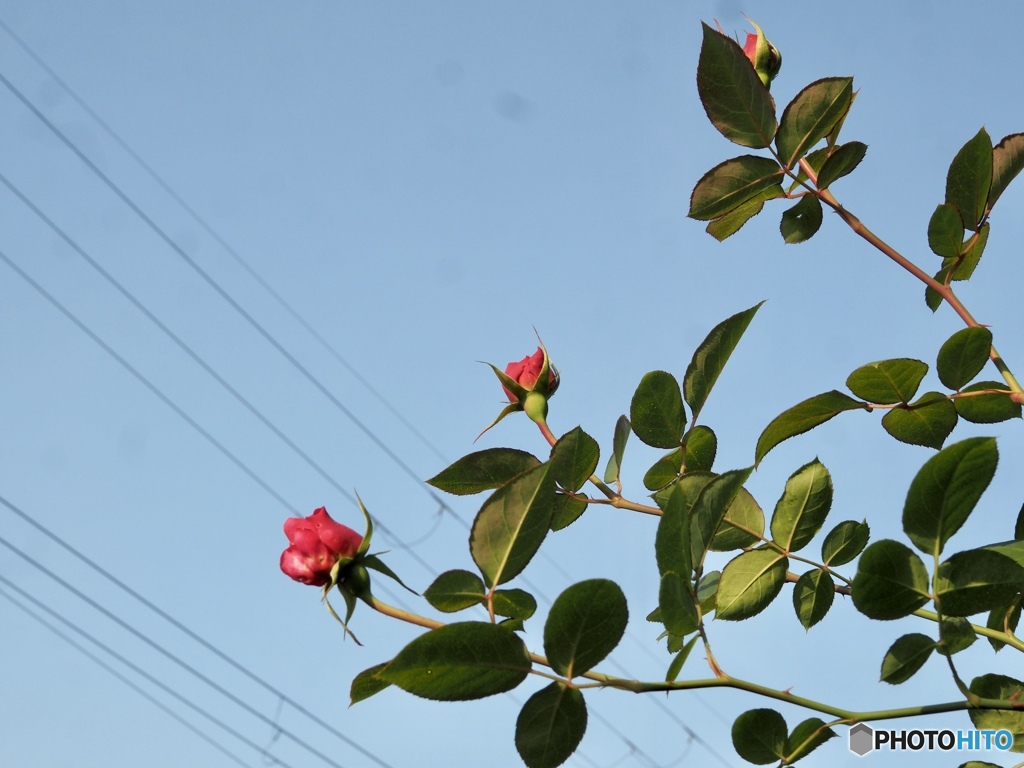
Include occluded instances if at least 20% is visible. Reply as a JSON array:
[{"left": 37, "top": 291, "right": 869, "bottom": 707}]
[
  {"left": 0, "top": 172, "right": 440, "bottom": 577},
  {"left": 0, "top": 248, "right": 299, "bottom": 513},
  {"left": 0, "top": 16, "right": 448, "bottom": 467},
  {"left": 0, "top": 581, "right": 259, "bottom": 768},
  {"left": 0, "top": 34, "right": 730, "bottom": 767},
  {"left": 0, "top": 66, "right": 452, "bottom": 521},
  {"left": 0, "top": 489, "right": 397, "bottom": 768},
  {"left": 0, "top": 533, "right": 380, "bottom": 768}
]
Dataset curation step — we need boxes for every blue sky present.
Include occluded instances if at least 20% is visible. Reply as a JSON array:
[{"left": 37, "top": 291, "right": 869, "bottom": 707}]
[{"left": 1, "top": 2, "right": 1023, "bottom": 767}]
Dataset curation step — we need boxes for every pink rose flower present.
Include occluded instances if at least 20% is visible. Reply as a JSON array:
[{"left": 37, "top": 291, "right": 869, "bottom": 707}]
[
  {"left": 280, "top": 507, "right": 363, "bottom": 586},
  {"left": 503, "top": 347, "right": 559, "bottom": 402}
]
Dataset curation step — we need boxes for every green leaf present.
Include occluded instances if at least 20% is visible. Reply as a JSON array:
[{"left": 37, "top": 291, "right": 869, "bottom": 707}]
[
  {"left": 659, "top": 571, "right": 700, "bottom": 636},
  {"left": 603, "top": 415, "right": 630, "bottom": 483},
  {"left": 350, "top": 662, "right": 391, "bottom": 705},
  {"left": 643, "top": 453, "right": 681, "bottom": 492},
  {"left": 716, "top": 549, "right": 788, "bottom": 621},
  {"left": 792, "top": 570, "right": 834, "bottom": 630},
  {"left": 711, "top": 483, "right": 764, "bottom": 552},
  {"left": 380, "top": 622, "right": 531, "bottom": 701},
  {"left": 985, "top": 539, "right": 1024, "bottom": 569},
  {"left": 902, "top": 437, "right": 998, "bottom": 556},
  {"left": 683, "top": 426, "right": 717, "bottom": 473},
  {"left": 937, "top": 327, "right": 993, "bottom": 390},
  {"left": 879, "top": 634, "right": 935, "bottom": 685},
  {"left": 690, "top": 468, "right": 754, "bottom": 566},
  {"left": 756, "top": 391, "right": 869, "bottom": 465},
  {"left": 1017, "top": 503, "right": 1024, "bottom": 541},
  {"left": 544, "top": 579, "right": 628, "bottom": 677},
  {"left": 784, "top": 717, "right": 836, "bottom": 764},
  {"left": 705, "top": 188, "right": 783, "bottom": 241},
  {"left": 821, "top": 520, "right": 870, "bottom": 566},
  {"left": 429, "top": 448, "right": 540, "bottom": 495},
  {"left": 771, "top": 459, "right": 833, "bottom": 553},
  {"left": 989, "top": 132, "right": 1024, "bottom": 211},
  {"left": 935, "top": 549, "right": 1024, "bottom": 617},
  {"left": 779, "top": 195, "right": 823, "bottom": 244},
  {"left": 881, "top": 391, "right": 957, "bottom": 449},
  {"left": 846, "top": 358, "right": 928, "bottom": 405},
  {"left": 424, "top": 569, "right": 486, "bottom": 613},
  {"left": 790, "top": 146, "right": 831, "bottom": 189},
  {"left": 515, "top": 682, "right": 587, "bottom": 768},
  {"left": 493, "top": 589, "right": 538, "bottom": 620},
  {"left": 550, "top": 493, "right": 588, "bottom": 531},
  {"left": 937, "top": 616, "right": 977, "bottom": 656},
  {"left": 732, "top": 708, "right": 787, "bottom": 765},
  {"left": 816, "top": 141, "right": 867, "bottom": 189},
  {"left": 945, "top": 127, "right": 992, "bottom": 230},
  {"left": 986, "top": 600, "right": 1021, "bottom": 652},
  {"left": 689, "top": 155, "right": 784, "bottom": 220},
  {"left": 927, "top": 204, "right": 965, "bottom": 259},
  {"left": 665, "top": 637, "right": 699, "bottom": 683},
  {"left": 630, "top": 371, "right": 686, "bottom": 449},
  {"left": 684, "top": 302, "right": 763, "bottom": 420},
  {"left": 775, "top": 77, "right": 854, "bottom": 169},
  {"left": 471, "top": 462, "right": 555, "bottom": 588},
  {"left": 550, "top": 427, "right": 600, "bottom": 493},
  {"left": 697, "top": 570, "right": 720, "bottom": 614},
  {"left": 655, "top": 483, "right": 692, "bottom": 578},
  {"left": 968, "top": 674, "right": 1024, "bottom": 750},
  {"left": 949, "top": 222, "right": 989, "bottom": 280},
  {"left": 851, "top": 540, "right": 930, "bottom": 620},
  {"left": 925, "top": 265, "right": 951, "bottom": 312},
  {"left": 695, "top": 23, "right": 778, "bottom": 149}
]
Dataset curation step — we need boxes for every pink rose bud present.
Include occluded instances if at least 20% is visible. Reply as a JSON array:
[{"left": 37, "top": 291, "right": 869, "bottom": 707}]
[
  {"left": 503, "top": 347, "right": 559, "bottom": 402},
  {"left": 280, "top": 507, "right": 363, "bottom": 586}
]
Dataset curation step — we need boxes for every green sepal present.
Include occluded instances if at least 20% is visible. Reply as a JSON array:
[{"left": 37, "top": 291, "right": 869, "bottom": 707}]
[{"left": 362, "top": 553, "right": 417, "bottom": 594}]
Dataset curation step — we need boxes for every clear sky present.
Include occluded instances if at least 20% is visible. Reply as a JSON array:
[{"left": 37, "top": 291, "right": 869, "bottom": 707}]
[{"left": 1, "top": 2, "right": 1022, "bottom": 767}]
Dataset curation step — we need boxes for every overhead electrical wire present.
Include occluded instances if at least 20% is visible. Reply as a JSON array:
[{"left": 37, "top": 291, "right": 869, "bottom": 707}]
[
  {"left": 0, "top": 68, "right": 453, "bottom": 523},
  {"left": 0, "top": 16, "right": 447, "bottom": 468},
  {"left": 0, "top": 581, "right": 259, "bottom": 768},
  {"left": 0, "top": 175, "right": 442, "bottom": 578},
  {"left": 0, "top": 30, "right": 735, "bottom": 767},
  {"left": 0, "top": 532, "right": 382, "bottom": 768}
]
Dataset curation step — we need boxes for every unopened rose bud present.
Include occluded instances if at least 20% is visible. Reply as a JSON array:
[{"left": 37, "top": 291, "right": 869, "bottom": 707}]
[
  {"left": 280, "top": 507, "right": 363, "bottom": 586},
  {"left": 502, "top": 347, "right": 559, "bottom": 402},
  {"left": 742, "top": 19, "right": 782, "bottom": 89}
]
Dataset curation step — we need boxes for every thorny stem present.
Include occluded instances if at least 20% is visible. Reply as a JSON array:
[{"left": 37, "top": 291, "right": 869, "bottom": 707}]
[
  {"left": 363, "top": 594, "right": 1024, "bottom": 725},
  {"left": 534, "top": 417, "right": 662, "bottom": 517},
  {"left": 796, "top": 157, "right": 1024, "bottom": 396}
]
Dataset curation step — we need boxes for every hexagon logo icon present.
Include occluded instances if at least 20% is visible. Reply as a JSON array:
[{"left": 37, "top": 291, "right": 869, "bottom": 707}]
[{"left": 849, "top": 723, "right": 874, "bottom": 756}]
